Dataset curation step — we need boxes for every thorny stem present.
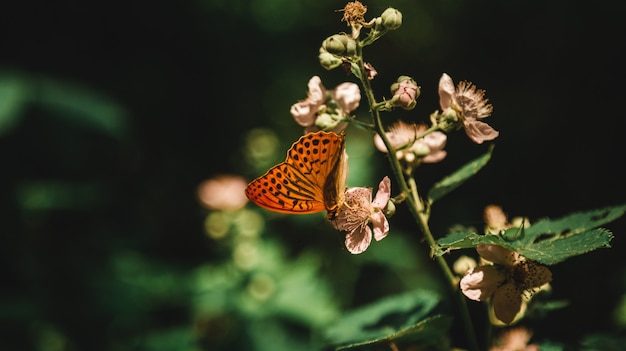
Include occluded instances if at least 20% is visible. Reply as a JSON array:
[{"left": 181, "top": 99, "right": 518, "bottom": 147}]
[{"left": 353, "top": 45, "right": 481, "bottom": 351}]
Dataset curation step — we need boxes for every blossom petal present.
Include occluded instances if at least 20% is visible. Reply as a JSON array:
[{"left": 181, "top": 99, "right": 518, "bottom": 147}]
[
  {"left": 333, "top": 82, "right": 361, "bottom": 113},
  {"left": 371, "top": 176, "right": 391, "bottom": 209},
  {"left": 460, "top": 266, "right": 503, "bottom": 301},
  {"left": 438, "top": 73, "right": 456, "bottom": 110},
  {"left": 423, "top": 150, "right": 447, "bottom": 163},
  {"left": 477, "top": 245, "right": 518, "bottom": 266},
  {"left": 373, "top": 133, "right": 390, "bottom": 153},
  {"left": 492, "top": 282, "right": 523, "bottom": 324},
  {"left": 290, "top": 101, "right": 317, "bottom": 127},
  {"left": 307, "top": 76, "right": 325, "bottom": 103},
  {"left": 345, "top": 225, "right": 372, "bottom": 254},
  {"left": 464, "top": 120, "right": 499, "bottom": 144},
  {"left": 524, "top": 263, "right": 552, "bottom": 289},
  {"left": 371, "top": 211, "right": 389, "bottom": 241},
  {"left": 424, "top": 131, "right": 447, "bottom": 151}
]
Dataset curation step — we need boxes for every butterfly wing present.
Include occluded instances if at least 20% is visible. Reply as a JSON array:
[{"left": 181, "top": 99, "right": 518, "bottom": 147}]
[
  {"left": 245, "top": 131, "right": 346, "bottom": 215},
  {"left": 245, "top": 162, "right": 327, "bottom": 214}
]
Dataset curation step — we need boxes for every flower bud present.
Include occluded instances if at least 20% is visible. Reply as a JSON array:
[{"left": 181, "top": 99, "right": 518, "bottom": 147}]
[
  {"left": 322, "top": 34, "right": 357, "bottom": 57},
  {"left": 381, "top": 8, "right": 402, "bottom": 30},
  {"left": 390, "top": 76, "right": 420, "bottom": 110},
  {"left": 453, "top": 255, "right": 477, "bottom": 275},
  {"left": 384, "top": 199, "right": 396, "bottom": 217},
  {"left": 410, "top": 141, "right": 431, "bottom": 157},
  {"left": 437, "top": 107, "right": 460, "bottom": 131},
  {"left": 319, "top": 49, "right": 343, "bottom": 70},
  {"left": 315, "top": 112, "right": 343, "bottom": 131}
]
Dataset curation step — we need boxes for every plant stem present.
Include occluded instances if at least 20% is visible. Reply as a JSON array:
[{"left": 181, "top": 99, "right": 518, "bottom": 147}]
[{"left": 354, "top": 51, "right": 481, "bottom": 351}]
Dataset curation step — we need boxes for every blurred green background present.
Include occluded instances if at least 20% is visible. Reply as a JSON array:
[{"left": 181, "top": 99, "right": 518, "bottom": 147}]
[{"left": 1, "top": 0, "right": 625, "bottom": 350}]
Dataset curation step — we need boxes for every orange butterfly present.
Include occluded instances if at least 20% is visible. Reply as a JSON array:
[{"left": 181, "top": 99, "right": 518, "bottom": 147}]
[{"left": 245, "top": 130, "right": 348, "bottom": 219}]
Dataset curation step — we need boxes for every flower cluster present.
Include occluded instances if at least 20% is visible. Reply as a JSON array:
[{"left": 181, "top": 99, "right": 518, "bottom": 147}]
[
  {"left": 290, "top": 76, "right": 361, "bottom": 133},
  {"left": 374, "top": 121, "right": 447, "bottom": 165}
]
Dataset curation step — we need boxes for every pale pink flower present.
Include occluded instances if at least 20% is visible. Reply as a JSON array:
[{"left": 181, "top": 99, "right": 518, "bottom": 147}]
[
  {"left": 421, "top": 131, "right": 447, "bottom": 163},
  {"left": 290, "top": 76, "right": 360, "bottom": 133},
  {"left": 438, "top": 73, "right": 499, "bottom": 144},
  {"left": 484, "top": 204, "right": 510, "bottom": 234},
  {"left": 374, "top": 121, "right": 447, "bottom": 164},
  {"left": 333, "top": 82, "right": 361, "bottom": 112},
  {"left": 290, "top": 76, "right": 325, "bottom": 129},
  {"left": 197, "top": 174, "right": 249, "bottom": 210},
  {"left": 460, "top": 244, "right": 552, "bottom": 324},
  {"left": 490, "top": 327, "right": 539, "bottom": 351},
  {"left": 332, "top": 176, "right": 391, "bottom": 254},
  {"left": 483, "top": 205, "right": 531, "bottom": 237}
]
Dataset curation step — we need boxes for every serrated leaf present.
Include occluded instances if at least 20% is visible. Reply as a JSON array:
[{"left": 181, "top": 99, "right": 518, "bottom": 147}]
[
  {"left": 520, "top": 203, "right": 626, "bottom": 244},
  {"left": 323, "top": 290, "right": 451, "bottom": 350},
  {"left": 433, "top": 231, "right": 502, "bottom": 256},
  {"left": 427, "top": 145, "right": 493, "bottom": 204},
  {"left": 433, "top": 203, "right": 626, "bottom": 265}
]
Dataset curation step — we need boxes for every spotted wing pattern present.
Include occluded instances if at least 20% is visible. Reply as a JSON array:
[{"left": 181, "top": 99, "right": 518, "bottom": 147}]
[{"left": 245, "top": 130, "right": 347, "bottom": 216}]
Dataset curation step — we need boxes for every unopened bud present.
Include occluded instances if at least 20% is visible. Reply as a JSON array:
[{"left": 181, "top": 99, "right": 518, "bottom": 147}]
[
  {"left": 315, "top": 112, "right": 343, "bottom": 131},
  {"left": 410, "top": 141, "right": 431, "bottom": 157},
  {"left": 319, "top": 49, "right": 343, "bottom": 70},
  {"left": 438, "top": 107, "right": 460, "bottom": 132},
  {"left": 322, "top": 34, "right": 357, "bottom": 57},
  {"left": 384, "top": 199, "right": 396, "bottom": 217},
  {"left": 390, "top": 76, "right": 420, "bottom": 110},
  {"left": 381, "top": 8, "right": 402, "bottom": 30},
  {"left": 453, "top": 255, "right": 477, "bottom": 275}
]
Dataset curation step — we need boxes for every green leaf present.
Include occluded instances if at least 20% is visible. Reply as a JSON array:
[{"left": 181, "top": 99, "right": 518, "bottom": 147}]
[
  {"left": 0, "top": 75, "right": 28, "bottom": 135},
  {"left": 16, "top": 181, "right": 105, "bottom": 211},
  {"left": 322, "top": 289, "right": 451, "bottom": 350},
  {"left": 427, "top": 145, "right": 493, "bottom": 204},
  {"left": 536, "top": 342, "right": 565, "bottom": 351},
  {"left": 433, "top": 203, "right": 626, "bottom": 265},
  {"left": 0, "top": 72, "right": 128, "bottom": 139},
  {"left": 580, "top": 332, "right": 626, "bottom": 351},
  {"left": 36, "top": 77, "right": 128, "bottom": 138}
]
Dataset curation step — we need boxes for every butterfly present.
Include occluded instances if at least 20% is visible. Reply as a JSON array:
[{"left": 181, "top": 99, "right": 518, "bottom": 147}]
[{"left": 245, "top": 130, "right": 348, "bottom": 219}]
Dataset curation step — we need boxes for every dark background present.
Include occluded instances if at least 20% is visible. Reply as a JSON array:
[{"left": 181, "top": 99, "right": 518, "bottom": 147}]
[{"left": 1, "top": 0, "right": 625, "bottom": 350}]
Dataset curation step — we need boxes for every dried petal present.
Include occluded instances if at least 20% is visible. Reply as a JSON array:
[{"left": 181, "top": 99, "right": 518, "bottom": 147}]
[{"left": 492, "top": 282, "right": 522, "bottom": 324}]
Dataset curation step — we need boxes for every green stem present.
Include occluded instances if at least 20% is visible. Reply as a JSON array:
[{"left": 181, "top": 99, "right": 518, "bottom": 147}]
[{"left": 353, "top": 48, "right": 481, "bottom": 351}]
